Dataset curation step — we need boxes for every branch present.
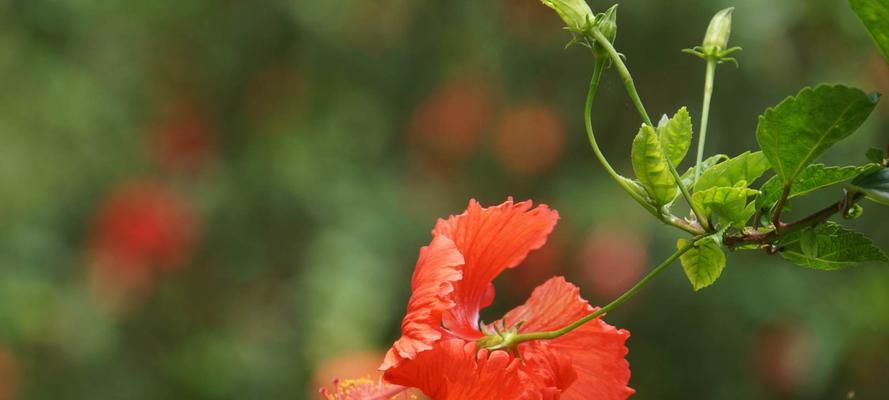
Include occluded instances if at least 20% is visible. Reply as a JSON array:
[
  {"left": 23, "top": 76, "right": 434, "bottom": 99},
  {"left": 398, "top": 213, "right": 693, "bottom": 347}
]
[
  {"left": 724, "top": 191, "right": 863, "bottom": 249},
  {"left": 769, "top": 183, "right": 792, "bottom": 231}
]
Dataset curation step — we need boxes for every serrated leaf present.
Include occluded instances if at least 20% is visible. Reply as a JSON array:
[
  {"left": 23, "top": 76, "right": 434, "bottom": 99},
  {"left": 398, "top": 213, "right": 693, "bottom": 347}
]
[
  {"left": 756, "top": 85, "right": 879, "bottom": 185},
  {"left": 850, "top": 167, "right": 889, "bottom": 206},
  {"left": 657, "top": 107, "right": 693, "bottom": 165},
  {"left": 756, "top": 164, "right": 878, "bottom": 209},
  {"left": 696, "top": 151, "right": 770, "bottom": 192},
  {"left": 851, "top": 0, "right": 889, "bottom": 64},
  {"left": 866, "top": 147, "right": 886, "bottom": 164},
  {"left": 779, "top": 222, "right": 889, "bottom": 269},
  {"left": 632, "top": 124, "right": 678, "bottom": 206},
  {"left": 678, "top": 238, "right": 726, "bottom": 291},
  {"left": 693, "top": 186, "right": 759, "bottom": 227}
]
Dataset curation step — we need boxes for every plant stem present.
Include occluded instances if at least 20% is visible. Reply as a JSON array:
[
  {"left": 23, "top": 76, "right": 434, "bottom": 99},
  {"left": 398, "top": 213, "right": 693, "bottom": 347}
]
[
  {"left": 694, "top": 60, "right": 717, "bottom": 184},
  {"left": 584, "top": 52, "right": 704, "bottom": 235},
  {"left": 724, "top": 191, "right": 863, "bottom": 248},
  {"left": 589, "top": 28, "right": 708, "bottom": 231},
  {"left": 770, "top": 184, "right": 792, "bottom": 231},
  {"left": 585, "top": 59, "right": 661, "bottom": 219},
  {"left": 666, "top": 157, "right": 710, "bottom": 231},
  {"left": 589, "top": 29, "right": 652, "bottom": 126},
  {"left": 511, "top": 240, "right": 697, "bottom": 343}
]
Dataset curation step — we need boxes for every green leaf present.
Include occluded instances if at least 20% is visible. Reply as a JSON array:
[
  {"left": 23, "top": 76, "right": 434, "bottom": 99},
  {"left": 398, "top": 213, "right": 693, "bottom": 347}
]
[
  {"left": 850, "top": 167, "right": 889, "bottom": 206},
  {"left": 866, "top": 147, "right": 886, "bottom": 164},
  {"left": 681, "top": 154, "right": 728, "bottom": 190},
  {"left": 851, "top": 0, "right": 889, "bottom": 64},
  {"left": 693, "top": 185, "right": 759, "bottom": 227},
  {"left": 756, "top": 164, "right": 878, "bottom": 209},
  {"left": 755, "top": 85, "right": 879, "bottom": 185},
  {"left": 800, "top": 228, "right": 818, "bottom": 257},
  {"left": 656, "top": 107, "right": 693, "bottom": 165},
  {"left": 678, "top": 238, "right": 726, "bottom": 291},
  {"left": 779, "top": 222, "right": 889, "bottom": 269},
  {"left": 632, "top": 124, "right": 678, "bottom": 206},
  {"left": 696, "top": 151, "right": 770, "bottom": 192},
  {"left": 667, "top": 154, "right": 728, "bottom": 210}
]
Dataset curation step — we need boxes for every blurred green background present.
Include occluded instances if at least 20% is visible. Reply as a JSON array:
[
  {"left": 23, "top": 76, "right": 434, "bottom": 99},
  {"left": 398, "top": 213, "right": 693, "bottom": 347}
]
[{"left": 0, "top": 0, "right": 887, "bottom": 399}]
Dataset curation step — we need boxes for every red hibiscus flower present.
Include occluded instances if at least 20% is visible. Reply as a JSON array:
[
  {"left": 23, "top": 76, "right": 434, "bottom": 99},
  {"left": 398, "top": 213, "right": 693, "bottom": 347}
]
[{"left": 380, "top": 199, "right": 634, "bottom": 399}]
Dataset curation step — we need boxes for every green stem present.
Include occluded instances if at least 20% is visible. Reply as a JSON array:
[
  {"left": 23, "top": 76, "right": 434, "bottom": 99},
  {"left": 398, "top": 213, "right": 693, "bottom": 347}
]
[
  {"left": 584, "top": 57, "right": 704, "bottom": 235},
  {"left": 589, "top": 29, "right": 652, "bottom": 126},
  {"left": 590, "top": 28, "right": 708, "bottom": 231},
  {"left": 511, "top": 240, "right": 697, "bottom": 342},
  {"left": 585, "top": 59, "right": 660, "bottom": 219},
  {"left": 666, "top": 157, "right": 710, "bottom": 231},
  {"left": 694, "top": 60, "right": 717, "bottom": 184}
]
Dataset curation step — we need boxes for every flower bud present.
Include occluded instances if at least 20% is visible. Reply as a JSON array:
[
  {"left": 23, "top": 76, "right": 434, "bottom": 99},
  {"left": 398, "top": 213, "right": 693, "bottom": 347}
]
[
  {"left": 591, "top": 5, "right": 618, "bottom": 58},
  {"left": 541, "top": 0, "right": 595, "bottom": 32},
  {"left": 596, "top": 5, "right": 618, "bottom": 43},
  {"left": 702, "top": 7, "right": 734, "bottom": 55}
]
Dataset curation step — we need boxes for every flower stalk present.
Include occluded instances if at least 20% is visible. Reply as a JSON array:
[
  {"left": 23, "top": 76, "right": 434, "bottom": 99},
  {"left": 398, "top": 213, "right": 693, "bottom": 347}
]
[
  {"left": 485, "top": 240, "right": 698, "bottom": 348},
  {"left": 685, "top": 8, "right": 741, "bottom": 185},
  {"left": 694, "top": 59, "right": 717, "bottom": 184}
]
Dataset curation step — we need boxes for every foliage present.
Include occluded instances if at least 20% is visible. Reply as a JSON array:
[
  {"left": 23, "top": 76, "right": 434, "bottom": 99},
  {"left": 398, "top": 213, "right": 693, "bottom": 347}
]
[
  {"left": 778, "top": 222, "right": 889, "bottom": 270},
  {"left": 851, "top": 0, "right": 889, "bottom": 63},
  {"left": 567, "top": 2, "right": 889, "bottom": 291},
  {"left": 677, "top": 237, "right": 725, "bottom": 291},
  {"left": 755, "top": 85, "right": 878, "bottom": 185},
  {"left": 631, "top": 108, "right": 694, "bottom": 207}
]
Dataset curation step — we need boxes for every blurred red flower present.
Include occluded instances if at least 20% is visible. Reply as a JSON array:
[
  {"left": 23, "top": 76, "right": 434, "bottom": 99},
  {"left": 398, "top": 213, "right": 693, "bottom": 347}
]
[
  {"left": 579, "top": 228, "right": 647, "bottom": 300},
  {"left": 754, "top": 323, "right": 813, "bottom": 397},
  {"left": 408, "top": 77, "right": 497, "bottom": 174},
  {"left": 380, "top": 199, "right": 634, "bottom": 399},
  {"left": 89, "top": 181, "right": 198, "bottom": 270},
  {"left": 149, "top": 100, "right": 216, "bottom": 172},
  {"left": 0, "top": 347, "right": 18, "bottom": 400},
  {"left": 493, "top": 105, "right": 565, "bottom": 176},
  {"left": 86, "top": 181, "right": 199, "bottom": 311}
]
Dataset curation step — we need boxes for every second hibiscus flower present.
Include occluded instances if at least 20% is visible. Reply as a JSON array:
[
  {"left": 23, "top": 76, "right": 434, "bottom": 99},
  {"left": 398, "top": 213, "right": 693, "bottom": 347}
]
[{"left": 380, "top": 199, "right": 634, "bottom": 399}]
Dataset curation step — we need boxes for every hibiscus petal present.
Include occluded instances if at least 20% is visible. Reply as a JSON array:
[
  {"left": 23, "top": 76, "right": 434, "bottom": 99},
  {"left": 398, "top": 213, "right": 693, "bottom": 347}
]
[
  {"left": 383, "top": 339, "right": 529, "bottom": 400},
  {"left": 434, "top": 199, "right": 559, "bottom": 339},
  {"left": 518, "top": 342, "right": 577, "bottom": 399},
  {"left": 504, "top": 277, "right": 635, "bottom": 400},
  {"left": 381, "top": 235, "right": 464, "bottom": 370}
]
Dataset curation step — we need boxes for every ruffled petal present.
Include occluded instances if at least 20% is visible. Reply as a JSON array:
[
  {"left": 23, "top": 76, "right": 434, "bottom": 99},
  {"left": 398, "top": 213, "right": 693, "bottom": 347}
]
[
  {"left": 381, "top": 235, "right": 465, "bottom": 370},
  {"left": 517, "top": 342, "right": 577, "bottom": 400},
  {"left": 504, "top": 277, "right": 635, "bottom": 400},
  {"left": 383, "top": 339, "right": 530, "bottom": 400},
  {"left": 433, "top": 199, "right": 559, "bottom": 339}
]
